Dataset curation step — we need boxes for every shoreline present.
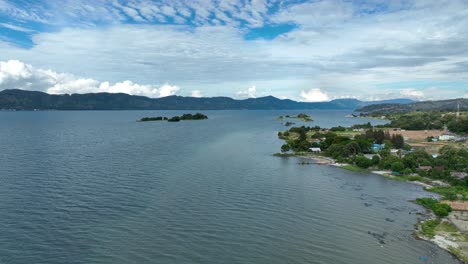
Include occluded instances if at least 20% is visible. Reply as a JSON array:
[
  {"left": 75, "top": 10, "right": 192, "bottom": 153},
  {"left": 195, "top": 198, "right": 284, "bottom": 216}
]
[{"left": 277, "top": 152, "right": 468, "bottom": 263}]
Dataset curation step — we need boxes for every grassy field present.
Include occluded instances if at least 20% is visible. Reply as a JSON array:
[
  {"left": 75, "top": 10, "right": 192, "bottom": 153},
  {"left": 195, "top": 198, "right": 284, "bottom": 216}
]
[
  {"left": 340, "top": 165, "right": 370, "bottom": 173},
  {"left": 429, "top": 186, "right": 468, "bottom": 200},
  {"left": 421, "top": 219, "right": 441, "bottom": 238}
]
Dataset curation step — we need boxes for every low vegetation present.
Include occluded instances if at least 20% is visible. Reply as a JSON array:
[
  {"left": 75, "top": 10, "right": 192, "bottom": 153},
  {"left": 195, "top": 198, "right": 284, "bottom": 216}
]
[
  {"left": 367, "top": 111, "right": 468, "bottom": 133},
  {"left": 421, "top": 219, "right": 441, "bottom": 238},
  {"left": 415, "top": 198, "right": 452, "bottom": 217}
]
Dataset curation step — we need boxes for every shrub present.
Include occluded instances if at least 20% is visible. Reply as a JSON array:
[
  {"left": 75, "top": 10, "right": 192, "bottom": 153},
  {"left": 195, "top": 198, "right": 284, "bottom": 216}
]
[
  {"left": 432, "top": 203, "right": 451, "bottom": 217},
  {"left": 391, "top": 161, "right": 405, "bottom": 173},
  {"left": 403, "top": 168, "right": 413, "bottom": 175},
  {"left": 421, "top": 219, "right": 440, "bottom": 238},
  {"left": 415, "top": 198, "right": 439, "bottom": 209},
  {"left": 372, "top": 155, "right": 380, "bottom": 165},
  {"left": 415, "top": 198, "right": 452, "bottom": 217},
  {"left": 355, "top": 155, "right": 373, "bottom": 169},
  {"left": 281, "top": 144, "right": 290, "bottom": 153}
]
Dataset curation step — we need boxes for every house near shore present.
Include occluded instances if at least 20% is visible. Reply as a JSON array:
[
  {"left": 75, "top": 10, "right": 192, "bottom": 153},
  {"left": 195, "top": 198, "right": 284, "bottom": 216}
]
[
  {"left": 451, "top": 172, "right": 468, "bottom": 179},
  {"left": 390, "top": 149, "right": 400, "bottom": 154},
  {"left": 363, "top": 154, "right": 376, "bottom": 160},
  {"left": 372, "top": 144, "right": 385, "bottom": 152},
  {"left": 310, "top": 147, "right": 321, "bottom": 153},
  {"left": 439, "top": 134, "right": 456, "bottom": 141}
]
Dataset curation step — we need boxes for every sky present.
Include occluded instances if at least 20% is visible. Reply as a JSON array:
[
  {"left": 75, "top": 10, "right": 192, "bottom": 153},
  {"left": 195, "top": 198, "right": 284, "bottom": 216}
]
[{"left": 0, "top": 0, "right": 468, "bottom": 102}]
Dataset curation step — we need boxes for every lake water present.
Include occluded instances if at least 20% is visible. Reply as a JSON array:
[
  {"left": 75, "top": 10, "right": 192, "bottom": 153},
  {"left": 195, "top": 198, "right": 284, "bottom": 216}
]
[{"left": 0, "top": 110, "right": 461, "bottom": 264}]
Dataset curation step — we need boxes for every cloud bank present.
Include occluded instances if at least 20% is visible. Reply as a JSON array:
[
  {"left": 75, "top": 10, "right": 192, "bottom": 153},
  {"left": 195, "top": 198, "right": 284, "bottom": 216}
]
[
  {"left": 236, "top": 86, "right": 257, "bottom": 98},
  {"left": 191, "top": 90, "right": 202, "bottom": 97},
  {"left": 0, "top": 60, "right": 179, "bottom": 98},
  {"left": 300, "top": 89, "right": 330, "bottom": 102}
]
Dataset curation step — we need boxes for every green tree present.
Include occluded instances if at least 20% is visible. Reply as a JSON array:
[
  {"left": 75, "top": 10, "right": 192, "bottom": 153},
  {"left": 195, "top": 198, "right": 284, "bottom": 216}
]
[
  {"left": 403, "top": 168, "right": 413, "bottom": 175},
  {"left": 391, "top": 161, "right": 405, "bottom": 173},
  {"left": 355, "top": 155, "right": 373, "bottom": 169},
  {"left": 432, "top": 203, "right": 451, "bottom": 217},
  {"left": 446, "top": 192, "right": 458, "bottom": 201},
  {"left": 372, "top": 155, "right": 380, "bottom": 166},
  {"left": 281, "top": 144, "right": 290, "bottom": 153},
  {"left": 391, "top": 134, "right": 405, "bottom": 149}
]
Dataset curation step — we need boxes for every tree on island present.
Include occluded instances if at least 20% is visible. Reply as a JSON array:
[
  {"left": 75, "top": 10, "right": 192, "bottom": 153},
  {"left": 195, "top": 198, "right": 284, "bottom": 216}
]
[
  {"left": 281, "top": 144, "right": 291, "bottom": 153},
  {"left": 168, "top": 116, "right": 181, "bottom": 122}
]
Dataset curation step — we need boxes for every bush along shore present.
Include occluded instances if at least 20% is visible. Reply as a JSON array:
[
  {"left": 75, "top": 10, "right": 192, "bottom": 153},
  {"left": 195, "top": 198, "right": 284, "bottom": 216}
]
[
  {"left": 276, "top": 121, "right": 468, "bottom": 261},
  {"left": 139, "top": 113, "right": 208, "bottom": 122}
]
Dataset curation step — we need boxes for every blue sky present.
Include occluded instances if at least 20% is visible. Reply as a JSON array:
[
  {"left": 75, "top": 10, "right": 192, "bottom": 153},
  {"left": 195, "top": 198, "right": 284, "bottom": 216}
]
[{"left": 0, "top": 0, "right": 467, "bottom": 101}]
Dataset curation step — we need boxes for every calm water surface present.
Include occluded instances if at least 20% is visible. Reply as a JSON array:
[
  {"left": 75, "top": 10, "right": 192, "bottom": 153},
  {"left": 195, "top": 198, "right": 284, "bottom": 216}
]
[{"left": 0, "top": 110, "right": 461, "bottom": 264}]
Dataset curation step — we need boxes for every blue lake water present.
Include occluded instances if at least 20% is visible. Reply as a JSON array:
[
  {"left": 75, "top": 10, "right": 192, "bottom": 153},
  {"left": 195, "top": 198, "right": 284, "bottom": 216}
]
[{"left": 0, "top": 110, "right": 461, "bottom": 264}]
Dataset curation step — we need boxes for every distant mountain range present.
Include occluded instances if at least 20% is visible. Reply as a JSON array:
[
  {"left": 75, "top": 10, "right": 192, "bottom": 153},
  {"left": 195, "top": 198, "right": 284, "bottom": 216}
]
[
  {"left": 356, "top": 98, "right": 468, "bottom": 113},
  {"left": 0, "top": 89, "right": 415, "bottom": 110}
]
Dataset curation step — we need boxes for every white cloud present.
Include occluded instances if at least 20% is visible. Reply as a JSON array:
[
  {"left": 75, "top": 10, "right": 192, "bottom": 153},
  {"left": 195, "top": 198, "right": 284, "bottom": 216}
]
[
  {"left": 399, "top": 89, "right": 424, "bottom": 99},
  {"left": 272, "top": 0, "right": 354, "bottom": 27},
  {"left": 236, "top": 85, "right": 257, "bottom": 98},
  {"left": 191, "top": 90, "right": 202, "bottom": 97},
  {"left": 0, "top": 22, "right": 34, "bottom": 33},
  {"left": 0, "top": 60, "right": 33, "bottom": 79},
  {"left": 0, "top": 60, "right": 179, "bottom": 98},
  {"left": 157, "top": 83, "right": 180, "bottom": 97},
  {"left": 300, "top": 88, "right": 330, "bottom": 102}
]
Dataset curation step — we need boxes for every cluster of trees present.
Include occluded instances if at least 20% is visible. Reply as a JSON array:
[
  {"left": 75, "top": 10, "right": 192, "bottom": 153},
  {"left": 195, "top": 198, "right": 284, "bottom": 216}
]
[
  {"left": 353, "top": 146, "right": 467, "bottom": 176},
  {"left": 369, "top": 147, "right": 468, "bottom": 186},
  {"left": 278, "top": 125, "right": 408, "bottom": 160},
  {"left": 278, "top": 126, "right": 322, "bottom": 152},
  {"left": 179, "top": 113, "right": 208, "bottom": 120},
  {"left": 351, "top": 122, "right": 373, "bottom": 129},
  {"left": 415, "top": 198, "right": 452, "bottom": 217},
  {"left": 330, "top": 126, "right": 346, "bottom": 132},
  {"left": 388, "top": 112, "right": 446, "bottom": 130},
  {"left": 278, "top": 124, "right": 468, "bottom": 186},
  {"left": 373, "top": 111, "right": 468, "bottom": 133},
  {"left": 139, "top": 113, "right": 208, "bottom": 122},
  {"left": 447, "top": 116, "right": 468, "bottom": 133},
  {"left": 364, "top": 129, "right": 406, "bottom": 148}
]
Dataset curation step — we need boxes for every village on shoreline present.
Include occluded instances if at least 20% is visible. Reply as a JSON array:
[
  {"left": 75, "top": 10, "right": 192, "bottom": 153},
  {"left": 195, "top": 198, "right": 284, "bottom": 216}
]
[{"left": 275, "top": 110, "right": 468, "bottom": 262}]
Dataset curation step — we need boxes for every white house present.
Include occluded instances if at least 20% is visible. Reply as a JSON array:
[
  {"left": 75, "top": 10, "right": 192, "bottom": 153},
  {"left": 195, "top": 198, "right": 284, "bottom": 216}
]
[
  {"left": 439, "top": 134, "right": 456, "bottom": 141},
  {"left": 451, "top": 172, "right": 468, "bottom": 179},
  {"left": 310, "top": 148, "right": 321, "bottom": 153}
]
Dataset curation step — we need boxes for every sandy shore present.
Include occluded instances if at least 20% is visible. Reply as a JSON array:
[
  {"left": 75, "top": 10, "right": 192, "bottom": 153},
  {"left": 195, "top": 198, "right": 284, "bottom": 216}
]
[
  {"left": 296, "top": 155, "right": 336, "bottom": 164},
  {"left": 298, "top": 154, "right": 438, "bottom": 189},
  {"left": 432, "top": 235, "right": 460, "bottom": 250}
]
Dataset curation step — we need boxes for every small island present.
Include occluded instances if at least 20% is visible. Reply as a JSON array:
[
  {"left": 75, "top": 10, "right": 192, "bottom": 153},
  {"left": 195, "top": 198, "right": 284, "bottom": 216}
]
[
  {"left": 139, "top": 113, "right": 208, "bottom": 122},
  {"left": 276, "top": 113, "right": 314, "bottom": 126}
]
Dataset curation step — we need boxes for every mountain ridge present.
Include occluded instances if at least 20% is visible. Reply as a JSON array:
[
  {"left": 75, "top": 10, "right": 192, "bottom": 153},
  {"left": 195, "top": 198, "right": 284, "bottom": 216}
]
[
  {"left": 0, "top": 89, "right": 414, "bottom": 110},
  {"left": 356, "top": 98, "right": 468, "bottom": 113}
]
